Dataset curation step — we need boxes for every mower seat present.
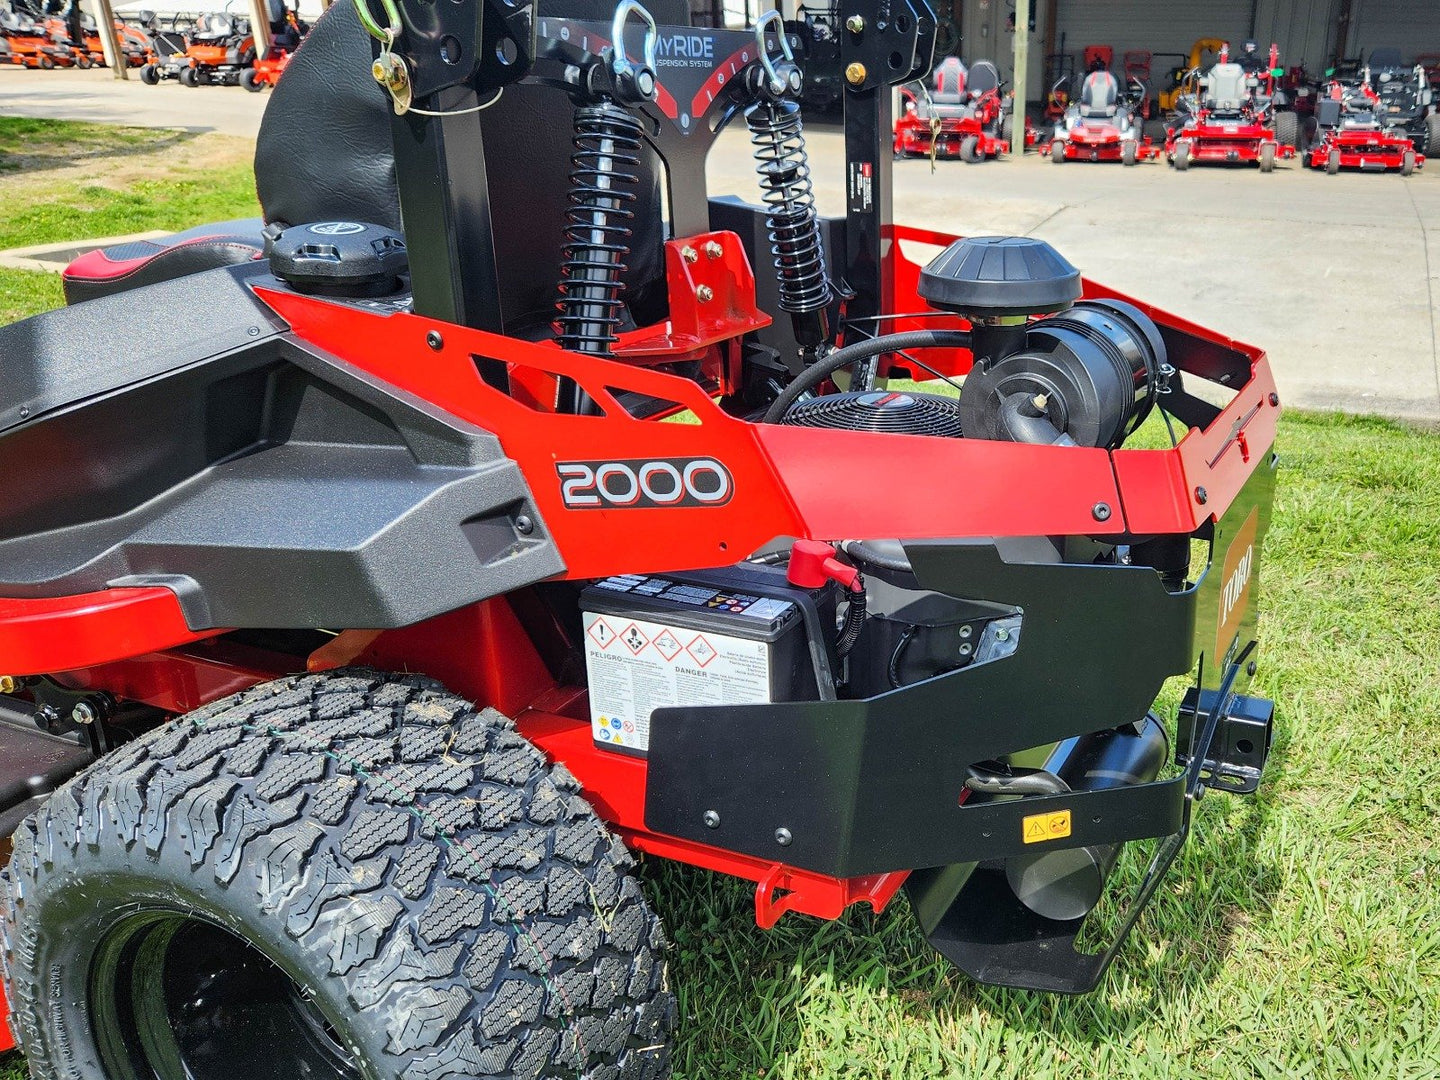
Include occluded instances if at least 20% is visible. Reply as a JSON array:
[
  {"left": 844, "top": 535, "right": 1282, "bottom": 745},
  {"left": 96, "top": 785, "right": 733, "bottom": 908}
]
[
  {"left": 61, "top": 219, "right": 266, "bottom": 305},
  {"left": 255, "top": 0, "right": 686, "bottom": 333},
  {"left": 916, "top": 57, "right": 969, "bottom": 119},
  {"left": 1079, "top": 71, "right": 1119, "bottom": 119},
  {"left": 1369, "top": 47, "right": 1402, "bottom": 72},
  {"left": 1202, "top": 63, "right": 1249, "bottom": 112}
]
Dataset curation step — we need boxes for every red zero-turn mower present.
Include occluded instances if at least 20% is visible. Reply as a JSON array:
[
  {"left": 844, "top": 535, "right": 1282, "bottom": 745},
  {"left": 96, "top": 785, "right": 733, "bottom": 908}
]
[
  {"left": 1047, "top": 69, "right": 1156, "bottom": 164},
  {"left": 1305, "top": 76, "right": 1423, "bottom": 175},
  {"left": 0, "top": 0, "right": 1279, "bottom": 1074},
  {"left": 895, "top": 56, "right": 1011, "bottom": 161},
  {"left": 1167, "top": 43, "right": 1295, "bottom": 171}
]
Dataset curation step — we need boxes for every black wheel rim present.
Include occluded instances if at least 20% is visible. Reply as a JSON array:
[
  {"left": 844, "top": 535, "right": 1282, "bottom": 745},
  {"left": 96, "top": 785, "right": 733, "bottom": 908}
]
[{"left": 89, "top": 910, "right": 361, "bottom": 1080}]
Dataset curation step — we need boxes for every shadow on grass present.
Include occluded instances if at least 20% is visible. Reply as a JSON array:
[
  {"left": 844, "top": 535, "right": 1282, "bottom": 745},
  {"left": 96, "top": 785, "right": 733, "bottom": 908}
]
[
  {"left": 0, "top": 121, "right": 198, "bottom": 177},
  {"left": 638, "top": 719, "right": 1292, "bottom": 1075}
]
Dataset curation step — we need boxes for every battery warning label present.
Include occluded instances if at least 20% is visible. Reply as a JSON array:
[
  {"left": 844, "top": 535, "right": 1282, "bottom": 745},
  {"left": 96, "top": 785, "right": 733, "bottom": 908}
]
[{"left": 582, "top": 612, "right": 773, "bottom": 753}]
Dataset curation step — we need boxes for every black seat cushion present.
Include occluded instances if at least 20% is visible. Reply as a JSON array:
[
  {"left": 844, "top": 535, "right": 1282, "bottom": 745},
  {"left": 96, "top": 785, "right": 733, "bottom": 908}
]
[
  {"left": 255, "top": 0, "right": 689, "bottom": 333},
  {"left": 62, "top": 219, "right": 265, "bottom": 305}
]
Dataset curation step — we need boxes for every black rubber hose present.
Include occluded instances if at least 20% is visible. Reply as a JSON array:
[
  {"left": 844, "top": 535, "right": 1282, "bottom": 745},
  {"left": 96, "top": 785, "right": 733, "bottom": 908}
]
[
  {"left": 843, "top": 540, "right": 913, "bottom": 574},
  {"left": 761, "top": 329, "right": 972, "bottom": 424},
  {"left": 834, "top": 583, "right": 866, "bottom": 658}
]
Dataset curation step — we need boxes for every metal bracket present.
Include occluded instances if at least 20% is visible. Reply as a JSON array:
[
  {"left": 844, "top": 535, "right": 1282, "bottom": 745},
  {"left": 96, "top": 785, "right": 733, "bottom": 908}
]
[{"left": 1177, "top": 686, "right": 1275, "bottom": 796}]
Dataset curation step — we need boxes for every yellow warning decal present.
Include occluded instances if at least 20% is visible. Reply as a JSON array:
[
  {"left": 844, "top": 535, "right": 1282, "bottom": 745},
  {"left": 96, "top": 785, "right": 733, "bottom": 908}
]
[{"left": 1022, "top": 809, "right": 1072, "bottom": 844}]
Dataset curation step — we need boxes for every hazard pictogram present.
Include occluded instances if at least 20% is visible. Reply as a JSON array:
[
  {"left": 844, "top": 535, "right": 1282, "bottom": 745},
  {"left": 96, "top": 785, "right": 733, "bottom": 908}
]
[
  {"left": 1022, "top": 808, "right": 1072, "bottom": 844},
  {"left": 587, "top": 617, "right": 618, "bottom": 650},
  {"left": 653, "top": 629, "right": 683, "bottom": 661},
  {"left": 685, "top": 634, "right": 718, "bottom": 667},
  {"left": 620, "top": 623, "right": 650, "bottom": 655}
]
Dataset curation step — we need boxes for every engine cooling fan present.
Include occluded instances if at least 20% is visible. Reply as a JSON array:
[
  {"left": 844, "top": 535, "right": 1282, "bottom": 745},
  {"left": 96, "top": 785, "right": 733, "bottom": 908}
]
[{"left": 780, "top": 390, "right": 965, "bottom": 437}]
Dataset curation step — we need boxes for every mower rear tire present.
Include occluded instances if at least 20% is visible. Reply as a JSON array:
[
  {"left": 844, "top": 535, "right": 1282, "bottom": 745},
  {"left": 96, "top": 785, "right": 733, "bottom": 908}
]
[
  {"left": 1001, "top": 113, "right": 1014, "bottom": 150},
  {"left": 241, "top": 68, "right": 261, "bottom": 91},
  {"left": 178, "top": 65, "right": 197, "bottom": 86},
  {"left": 139, "top": 62, "right": 159, "bottom": 84},
  {"left": 74, "top": 53, "right": 91, "bottom": 69},
  {"left": 1326, "top": 148, "right": 1340, "bottom": 175},
  {"left": 1173, "top": 140, "right": 1191, "bottom": 171},
  {"left": 1401, "top": 150, "right": 1416, "bottom": 177},
  {"left": 1050, "top": 140, "right": 1065, "bottom": 163},
  {"left": 1, "top": 671, "right": 675, "bottom": 1080},
  {"left": 960, "top": 135, "right": 982, "bottom": 163},
  {"left": 1273, "top": 110, "right": 1301, "bottom": 151},
  {"left": 39, "top": 55, "right": 54, "bottom": 69},
  {"left": 1258, "top": 143, "right": 1275, "bottom": 173},
  {"left": 1121, "top": 140, "right": 1138, "bottom": 166},
  {"left": 1427, "top": 112, "right": 1440, "bottom": 158}
]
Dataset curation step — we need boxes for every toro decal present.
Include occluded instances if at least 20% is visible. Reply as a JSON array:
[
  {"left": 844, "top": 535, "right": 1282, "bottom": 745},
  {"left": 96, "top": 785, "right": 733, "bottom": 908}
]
[
  {"left": 1214, "top": 507, "right": 1260, "bottom": 663},
  {"left": 557, "top": 458, "right": 733, "bottom": 509}
]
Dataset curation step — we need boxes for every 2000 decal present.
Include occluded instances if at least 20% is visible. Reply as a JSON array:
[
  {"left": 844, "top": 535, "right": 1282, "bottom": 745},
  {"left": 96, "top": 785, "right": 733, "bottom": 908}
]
[{"left": 556, "top": 458, "right": 734, "bottom": 509}]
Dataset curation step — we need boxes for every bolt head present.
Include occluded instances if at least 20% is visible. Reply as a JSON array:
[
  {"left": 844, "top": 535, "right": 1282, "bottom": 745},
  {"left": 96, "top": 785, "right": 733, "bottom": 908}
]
[
  {"left": 680, "top": 245, "right": 698, "bottom": 263},
  {"left": 703, "top": 810, "right": 721, "bottom": 829},
  {"left": 0, "top": 675, "right": 17, "bottom": 694},
  {"left": 1268, "top": 392, "right": 1280, "bottom": 407},
  {"left": 72, "top": 702, "right": 96, "bottom": 725},
  {"left": 1247, "top": 660, "right": 1258, "bottom": 677},
  {"left": 371, "top": 59, "right": 386, "bottom": 84},
  {"left": 845, "top": 14, "right": 865, "bottom": 33},
  {"left": 774, "top": 827, "right": 793, "bottom": 846},
  {"left": 1092, "top": 501, "right": 1112, "bottom": 521},
  {"left": 515, "top": 514, "right": 534, "bottom": 536},
  {"left": 1194, "top": 486, "right": 1209, "bottom": 505},
  {"left": 426, "top": 330, "right": 444, "bottom": 351},
  {"left": 845, "top": 62, "right": 867, "bottom": 86},
  {"left": 637, "top": 69, "right": 655, "bottom": 97},
  {"left": 704, "top": 241, "right": 724, "bottom": 259},
  {"left": 696, "top": 285, "right": 714, "bottom": 303}
]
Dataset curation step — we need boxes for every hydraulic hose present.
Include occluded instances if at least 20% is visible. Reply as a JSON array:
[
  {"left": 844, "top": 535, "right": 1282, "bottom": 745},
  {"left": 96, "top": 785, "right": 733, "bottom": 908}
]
[{"left": 762, "top": 329, "right": 972, "bottom": 424}]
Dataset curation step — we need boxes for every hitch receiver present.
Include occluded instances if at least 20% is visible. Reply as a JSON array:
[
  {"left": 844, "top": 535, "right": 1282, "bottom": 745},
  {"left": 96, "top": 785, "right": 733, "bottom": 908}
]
[{"left": 1178, "top": 688, "right": 1275, "bottom": 796}]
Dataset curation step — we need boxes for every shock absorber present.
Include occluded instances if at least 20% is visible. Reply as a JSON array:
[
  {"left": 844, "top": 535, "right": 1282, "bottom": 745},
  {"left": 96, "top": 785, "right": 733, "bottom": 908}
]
[
  {"left": 745, "top": 11, "right": 833, "bottom": 364},
  {"left": 553, "top": 0, "right": 659, "bottom": 413}
]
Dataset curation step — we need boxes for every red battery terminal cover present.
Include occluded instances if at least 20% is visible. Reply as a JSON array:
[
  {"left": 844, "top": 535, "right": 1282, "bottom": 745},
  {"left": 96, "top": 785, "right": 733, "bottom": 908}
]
[{"left": 786, "top": 539, "right": 862, "bottom": 593}]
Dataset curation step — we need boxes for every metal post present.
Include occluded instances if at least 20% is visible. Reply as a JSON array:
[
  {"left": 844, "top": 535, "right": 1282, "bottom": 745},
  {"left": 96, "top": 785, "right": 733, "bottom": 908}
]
[
  {"left": 85, "top": 0, "right": 127, "bottom": 79},
  {"left": 248, "top": 0, "right": 273, "bottom": 60},
  {"left": 1011, "top": 0, "right": 1029, "bottom": 153}
]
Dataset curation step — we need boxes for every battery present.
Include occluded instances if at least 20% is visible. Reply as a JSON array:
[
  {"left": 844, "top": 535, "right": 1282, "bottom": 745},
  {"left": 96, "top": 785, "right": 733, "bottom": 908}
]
[{"left": 580, "top": 566, "right": 824, "bottom": 756}]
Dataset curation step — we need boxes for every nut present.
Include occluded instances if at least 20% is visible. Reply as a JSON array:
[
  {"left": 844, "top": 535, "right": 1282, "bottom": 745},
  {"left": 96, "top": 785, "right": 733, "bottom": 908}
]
[
  {"left": 696, "top": 285, "right": 714, "bottom": 303},
  {"left": 72, "top": 702, "right": 96, "bottom": 725},
  {"left": 704, "top": 241, "right": 724, "bottom": 259},
  {"left": 0, "top": 675, "right": 17, "bottom": 694},
  {"left": 680, "top": 245, "right": 698, "bottom": 263},
  {"left": 703, "top": 810, "right": 721, "bottom": 829},
  {"left": 845, "top": 15, "right": 864, "bottom": 33},
  {"left": 845, "top": 62, "right": 867, "bottom": 86}
]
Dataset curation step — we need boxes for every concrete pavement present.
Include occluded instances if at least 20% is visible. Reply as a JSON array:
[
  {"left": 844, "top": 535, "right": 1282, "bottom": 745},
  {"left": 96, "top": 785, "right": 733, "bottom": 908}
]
[{"left": 4, "top": 67, "right": 1439, "bottom": 420}]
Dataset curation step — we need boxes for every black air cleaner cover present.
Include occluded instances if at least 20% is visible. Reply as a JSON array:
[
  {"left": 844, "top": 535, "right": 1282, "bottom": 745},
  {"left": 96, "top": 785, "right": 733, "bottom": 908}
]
[{"left": 918, "top": 236, "right": 1081, "bottom": 318}]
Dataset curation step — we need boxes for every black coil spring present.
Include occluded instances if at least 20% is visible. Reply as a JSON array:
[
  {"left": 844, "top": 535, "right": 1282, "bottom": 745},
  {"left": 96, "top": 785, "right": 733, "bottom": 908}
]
[
  {"left": 746, "top": 98, "right": 832, "bottom": 315},
  {"left": 555, "top": 102, "right": 642, "bottom": 354}
]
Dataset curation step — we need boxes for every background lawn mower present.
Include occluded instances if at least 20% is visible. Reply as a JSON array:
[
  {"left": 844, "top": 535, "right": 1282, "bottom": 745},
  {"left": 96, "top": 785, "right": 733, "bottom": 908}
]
[
  {"left": 160, "top": 10, "right": 255, "bottom": 86},
  {"left": 894, "top": 56, "right": 1011, "bottom": 162},
  {"left": 1362, "top": 49, "right": 1440, "bottom": 158},
  {"left": 1166, "top": 42, "right": 1298, "bottom": 171},
  {"left": 0, "top": 0, "right": 1280, "bottom": 1074},
  {"left": 137, "top": 14, "right": 193, "bottom": 83},
  {"left": 1304, "top": 75, "right": 1423, "bottom": 175},
  {"left": 1047, "top": 68, "right": 1156, "bottom": 165}
]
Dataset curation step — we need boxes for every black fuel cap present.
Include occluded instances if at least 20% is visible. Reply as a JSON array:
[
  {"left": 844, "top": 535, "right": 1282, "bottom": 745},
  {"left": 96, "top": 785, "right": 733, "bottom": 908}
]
[
  {"left": 268, "top": 221, "right": 408, "bottom": 297},
  {"left": 918, "top": 235, "right": 1081, "bottom": 317}
]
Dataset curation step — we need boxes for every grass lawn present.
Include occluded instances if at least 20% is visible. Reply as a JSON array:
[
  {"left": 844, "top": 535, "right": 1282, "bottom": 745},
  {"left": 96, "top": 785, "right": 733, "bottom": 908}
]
[{"left": 1, "top": 119, "right": 1437, "bottom": 1080}]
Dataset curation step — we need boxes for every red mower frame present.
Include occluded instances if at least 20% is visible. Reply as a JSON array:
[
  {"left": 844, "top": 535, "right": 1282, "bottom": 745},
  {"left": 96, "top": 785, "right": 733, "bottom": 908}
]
[{"left": 1166, "top": 43, "right": 1294, "bottom": 171}]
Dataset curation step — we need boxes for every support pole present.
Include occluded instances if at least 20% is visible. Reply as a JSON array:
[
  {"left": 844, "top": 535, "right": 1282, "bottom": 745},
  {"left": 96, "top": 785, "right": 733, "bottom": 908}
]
[
  {"left": 85, "top": 0, "right": 127, "bottom": 79},
  {"left": 248, "top": 0, "right": 273, "bottom": 60},
  {"left": 1011, "top": 0, "right": 1029, "bottom": 153}
]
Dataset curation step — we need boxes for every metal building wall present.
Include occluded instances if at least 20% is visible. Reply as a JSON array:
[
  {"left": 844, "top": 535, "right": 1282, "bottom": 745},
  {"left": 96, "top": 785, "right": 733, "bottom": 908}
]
[{"left": 1347, "top": 0, "right": 1440, "bottom": 63}]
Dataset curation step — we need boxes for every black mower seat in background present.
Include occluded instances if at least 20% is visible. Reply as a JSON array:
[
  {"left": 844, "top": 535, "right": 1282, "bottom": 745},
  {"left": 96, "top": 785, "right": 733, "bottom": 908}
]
[
  {"left": 256, "top": 0, "right": 688, "bottom": 334},
  {"left": 61, "top": 220, "right": 266, "bottom": 305},
  {"left": 1079, "top": 71, "right": 1119, "bottom": 118}
]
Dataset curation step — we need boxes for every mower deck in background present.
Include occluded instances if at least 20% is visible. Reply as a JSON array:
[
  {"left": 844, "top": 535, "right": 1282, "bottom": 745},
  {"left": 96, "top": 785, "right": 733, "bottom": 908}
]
[
  {"left": 1167, "top": 43, "right": 1297, "bottom": 171},
  {"left": 1305, "top": 76, "right": 1423, "bottom": 175},
  {"left": 894, "top": 56, "right": 1012, "bottom": 162},
  {"left": 1048, "top": 68, "right": 1156, "bottom": 164},
  {"left": 0, "top": 0, "right": 1280, "bottom": 1074}
]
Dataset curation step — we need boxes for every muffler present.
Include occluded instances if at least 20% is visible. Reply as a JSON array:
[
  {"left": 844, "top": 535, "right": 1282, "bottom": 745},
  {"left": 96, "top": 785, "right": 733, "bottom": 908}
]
[{"left": 1003, "top": 714, "right": 1169, "bottom": 921}]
